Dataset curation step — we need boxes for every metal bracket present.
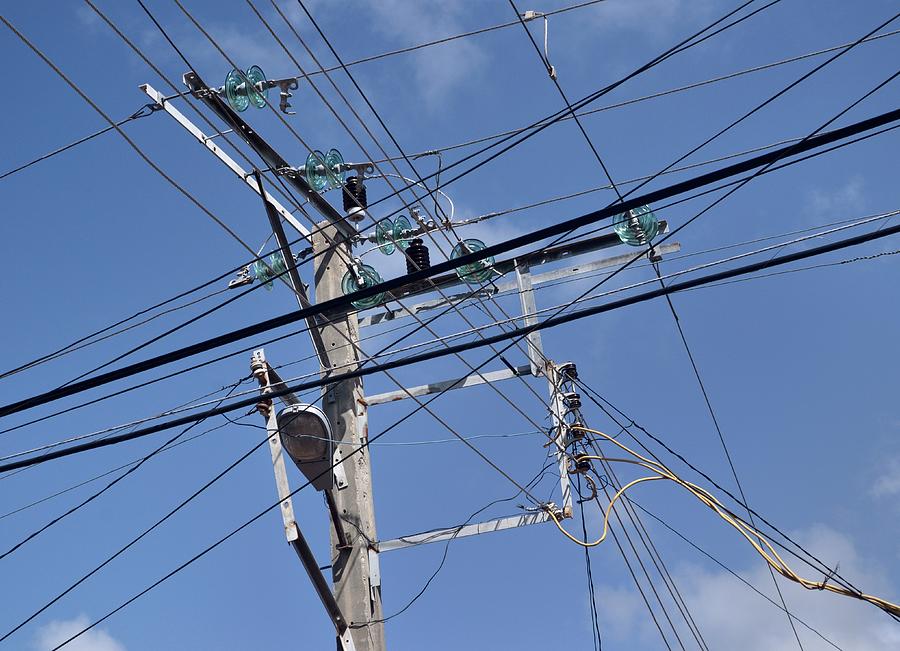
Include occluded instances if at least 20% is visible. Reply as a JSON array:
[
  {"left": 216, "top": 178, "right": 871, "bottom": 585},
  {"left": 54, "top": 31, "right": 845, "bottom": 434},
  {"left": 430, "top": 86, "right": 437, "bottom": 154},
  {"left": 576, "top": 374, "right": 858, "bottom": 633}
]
[{"left": 332, "top": 447, "right": 349, "bottom": 490}]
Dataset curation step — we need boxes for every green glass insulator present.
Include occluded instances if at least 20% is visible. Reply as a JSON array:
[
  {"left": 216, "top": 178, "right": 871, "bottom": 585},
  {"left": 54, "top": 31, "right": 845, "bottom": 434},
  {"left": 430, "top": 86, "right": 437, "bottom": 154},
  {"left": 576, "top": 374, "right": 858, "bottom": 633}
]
[
  {"left": 450, "top": 238, "right": 494, "bottom": 284},
  {"left": 341, "top": 264, "right": 385, "bottom": 310},
  {"left": 324, "top": 148, "right": 345, "bottom": 189},
  {"left": 251, "top": 252, "right": 287, "bottom": 290},
  {"left": 375, "top": 218, "right": 396, "bottom": 256},
  {"left": 245, "top": 65, "right": 268, "bottom": 109},
  {"left": 305, "top": 150, "right": 328, "bottom": 192},
  {"left": 612, "top": 205, "right": 659, "bottom": 247},
  {"left": 224, "top": 69, "right": 249, "bottom": 112},
  {"left": 393, "top": 214, "right": 412, "bottom": 251}
]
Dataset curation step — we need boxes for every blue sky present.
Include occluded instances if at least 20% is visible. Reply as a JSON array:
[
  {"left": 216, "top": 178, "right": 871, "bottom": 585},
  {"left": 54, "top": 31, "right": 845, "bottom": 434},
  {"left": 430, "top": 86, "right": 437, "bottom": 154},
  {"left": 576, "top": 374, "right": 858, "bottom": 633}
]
[{"left": 0, "top": 1, "right": 898, "bottom": 649}]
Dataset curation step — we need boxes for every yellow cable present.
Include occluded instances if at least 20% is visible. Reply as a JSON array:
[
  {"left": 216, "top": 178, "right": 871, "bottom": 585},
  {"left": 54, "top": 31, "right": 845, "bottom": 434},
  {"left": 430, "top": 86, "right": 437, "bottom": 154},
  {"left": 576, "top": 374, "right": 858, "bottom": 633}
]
[{"left": 551, "top": 426, "right": 900, "bottom": 618}]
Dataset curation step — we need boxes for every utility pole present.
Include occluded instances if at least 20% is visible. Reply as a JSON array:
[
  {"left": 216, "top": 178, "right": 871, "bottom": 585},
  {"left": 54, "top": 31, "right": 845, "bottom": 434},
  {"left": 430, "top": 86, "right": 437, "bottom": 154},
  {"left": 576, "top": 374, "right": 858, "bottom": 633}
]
[
  {"left": 142, "top": 74, "right": 681, "bottom": 651},
  {"left": 313, "top": 220, "right": 386, "bottom": 650}
]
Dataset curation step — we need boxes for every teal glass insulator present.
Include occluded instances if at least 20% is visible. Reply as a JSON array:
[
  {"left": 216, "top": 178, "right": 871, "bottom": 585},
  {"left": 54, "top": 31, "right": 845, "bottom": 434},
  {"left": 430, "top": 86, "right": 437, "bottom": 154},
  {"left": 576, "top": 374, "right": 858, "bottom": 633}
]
[
  {"left": 305, "top": 150, "right": 328, "bottom": 192},
  {"left": 613, "top": 205, "right": 659, "bottom": 246},
  {"left": 450, "top": 238, "right": 494, "bottom": 284},
  {"left": 341, "top": 264, "right": 385, "bottom": 309},
  {"left": 245, "top": 65, "right": 268, "bottom": 109},
  {"left": 224, "top": 69, "right": 250, "bottom": 112},
  {"left": 251, "top": 252, "right": 287, "bottom": 290},
  {"left": 393, "top": 214, "right": 412, "bottom": 251},
  {"left": 375, "top": 218, "right": 396, "bottom": 256},
  {"left": 324, "top": 148, "right": 345, "bottom": 189}
]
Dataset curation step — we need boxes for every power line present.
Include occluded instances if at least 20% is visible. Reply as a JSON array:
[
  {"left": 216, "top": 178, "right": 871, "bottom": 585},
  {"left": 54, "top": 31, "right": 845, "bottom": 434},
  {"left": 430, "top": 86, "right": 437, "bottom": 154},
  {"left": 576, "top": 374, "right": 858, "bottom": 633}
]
[
  {"left": 24, "top": 220, "right": 900, "bottom": 648},
  {"left": 300, "top": 0, "right": 610, "bottom": 78},
  {"left": 3, "top": 219, "right": 897, "bottom": 474},
  {"left": 13, "top": 315, "right": 556, "bottom": 649},
  {"left": 0, "top": 381, "right": 244, "bottom": 563},
  {"left": 570, "top": 380, "right": 883, "bottom": 610},
  {"left": 629, "top": 500, "right": 843, "bottom": 650},
  {"left": 0, "top": 416, "right": 270, "bottom": 645},
  {"left": 9, "top": 206, "right": 876, "bottom": 463},
  {"left": 0, "top": 102, "right": 161, "bottom": 181},
  {"left": 376, "top": 28, "right": 900, "bottom": 162},
  {"left": 2, "top": 104, "right": 893, "bottom": 421},
  {"left": 4, "top": 0, "right": 777, "bottom": 397}
]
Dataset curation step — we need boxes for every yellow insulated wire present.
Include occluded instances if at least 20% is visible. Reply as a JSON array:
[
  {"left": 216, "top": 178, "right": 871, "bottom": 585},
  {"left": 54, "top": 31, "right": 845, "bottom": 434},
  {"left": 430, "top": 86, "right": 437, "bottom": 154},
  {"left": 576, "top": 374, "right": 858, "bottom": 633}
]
[{"left": 546, "top": 426, "right": 900, "bottom": 618}]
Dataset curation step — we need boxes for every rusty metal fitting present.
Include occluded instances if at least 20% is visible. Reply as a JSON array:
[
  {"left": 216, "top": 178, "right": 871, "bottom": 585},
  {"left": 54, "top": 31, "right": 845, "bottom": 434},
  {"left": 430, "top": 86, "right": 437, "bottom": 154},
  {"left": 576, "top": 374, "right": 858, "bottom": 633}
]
[{"left": 255, "top": 400, "right": 272, "bottom": 418}]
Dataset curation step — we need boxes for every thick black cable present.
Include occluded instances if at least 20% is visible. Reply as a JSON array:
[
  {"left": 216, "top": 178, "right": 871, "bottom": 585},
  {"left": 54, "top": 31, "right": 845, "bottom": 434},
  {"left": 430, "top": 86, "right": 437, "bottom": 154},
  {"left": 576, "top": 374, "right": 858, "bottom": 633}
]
[
  {"left": 8, "top": 115, "right": 890, "bottom": 442},
  {"left": 34, "top": 314, "right": 548, "bottom": 650},
  {"left": 20, "top": 0, "right": 773, "bottom": 396},
  {"left": 3, "top": 220, "right": 897, "bottom": 474},
  {"left": 2, "top": 105, "right": 895, "bottom": 421}
]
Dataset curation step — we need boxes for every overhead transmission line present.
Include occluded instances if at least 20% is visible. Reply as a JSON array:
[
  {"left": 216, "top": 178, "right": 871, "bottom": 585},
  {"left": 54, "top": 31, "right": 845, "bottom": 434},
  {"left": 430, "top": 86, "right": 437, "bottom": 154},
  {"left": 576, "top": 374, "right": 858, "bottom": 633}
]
[
  {"left": 160, "top": 1, "right": 560, "bottom": 480},
  {"left": 22, "top": 219, "right": 900, "bottom": 649},
  {"left": 549, "top": 426, "right": 900, "bottom": 618},
  {"left": 0, "top": 381, "right": 245, "bottom": 562},
  {"left": 0, "top": 0, "right": 611, "bottom": 183},
  {"left": 9, "top": 203, "right": 882, "bottom": 485},
  {"left": 379, "top": 28, "right": 900, "bottom": 162},
  {"left": 569, "top": 378, "right": 898, "bottom": 623},
  {"left": 349, "top": 0, "right": 781, "bottom": 223},
  {"left": 507, "top": 0, "right": 712, "bottom": 641},
  {"left": 4, "top": 317, "right": 559, "bottom": 648},
  {"left": 3, "top": 219, "right": 898, "bottom": 474},
  {"left": 263, "top": 0, "right": 567, "bottom": 452},
  {"left": 629, "top": 499, "right": 844, "bottom": 650},
  {"left": 0, "top": 104, "right": 896, "bottom": 422},
  {"left": 19, "top": 16, "right": 892, "bottom": 484},
  {"left": 515, "top": 1, "right": 890, "bottom": 641},
  {"left": 12, "top": 0, "right": 775, "bottom": 396},
  {"left": 2, "top": 116, "right": 884, "bottom": 390}
]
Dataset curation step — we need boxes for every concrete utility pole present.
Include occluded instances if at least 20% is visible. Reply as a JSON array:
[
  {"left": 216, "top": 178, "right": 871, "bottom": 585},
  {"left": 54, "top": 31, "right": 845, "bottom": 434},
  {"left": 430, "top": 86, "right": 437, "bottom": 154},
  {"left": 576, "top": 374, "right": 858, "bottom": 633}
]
[{"left": 313, "top": 221, "right": 386, "bottom": 651}]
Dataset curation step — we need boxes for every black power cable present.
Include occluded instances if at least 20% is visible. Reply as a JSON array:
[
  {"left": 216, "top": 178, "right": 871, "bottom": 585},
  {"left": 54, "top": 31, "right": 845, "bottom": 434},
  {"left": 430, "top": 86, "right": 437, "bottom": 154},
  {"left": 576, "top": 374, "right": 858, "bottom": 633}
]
[
  {"left": 1, "top": 105, "right": 895, "bottom": 421},
  {"left": 3, "top": 219, "right": 898, "bottom": 474}
]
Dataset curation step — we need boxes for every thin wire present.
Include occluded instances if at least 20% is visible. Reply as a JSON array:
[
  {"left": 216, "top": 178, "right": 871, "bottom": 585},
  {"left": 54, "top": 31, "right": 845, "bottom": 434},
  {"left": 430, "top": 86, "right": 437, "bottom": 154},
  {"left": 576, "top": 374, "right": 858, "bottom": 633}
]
[
  {"left": 651, "top": 258, "right": 804, "bottom": 647},
  {"left": 0, "top": 103, "right": 160, "bottom": 181},
  {"left": 0, "top": 0, "right": 793, "bottom": 425},
  {"left": 0, "top": 414, "right": 269, "bottom": 644},
  {"left": 576, "top": 474, "right": 603, "bottom": 650},
  {"left": 630, "top": 500, "right": 843, "bottom": 650},
  {"left": 0, "top": 380, "right": 243, "bottom": 563},
  {"left": 354, "top": 461, "right": 556, "bottom": 627},
  {"left": 571, "top": 380, "right": 885, "bottom": 607},
  {"left": 298, "top": 0, "right": 609, "bottom": 79},
  {"left": 25, "top": 217, "right": 900, "bottom": 646},
  {"left": 0, "top": 14, "right": 256, "bottom": 258},
  {"left": 375, "top": 28, "right": 900, "bottom": 162}
]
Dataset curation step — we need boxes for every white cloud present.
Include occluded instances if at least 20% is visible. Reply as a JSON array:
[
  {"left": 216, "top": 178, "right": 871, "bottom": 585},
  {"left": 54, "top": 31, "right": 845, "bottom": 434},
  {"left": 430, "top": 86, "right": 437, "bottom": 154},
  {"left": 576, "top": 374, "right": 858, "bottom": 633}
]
[
  {"left": 591, "top": 0, "right": 715, "bottom": 37},
  {"left": 364, "top": 0, "right": 486, "bottom": 109},
  {"left": 872, "top": 456, "right": 900, "bottom": 498},
  {"left": 34, "top": 615, "right": 126, "bottom": 651},
  {"left": 807, "top": 176, "right": 866, "bottom": 217},
  {"left": 597, "top": 525, "right": 900, "bottom": 650}
]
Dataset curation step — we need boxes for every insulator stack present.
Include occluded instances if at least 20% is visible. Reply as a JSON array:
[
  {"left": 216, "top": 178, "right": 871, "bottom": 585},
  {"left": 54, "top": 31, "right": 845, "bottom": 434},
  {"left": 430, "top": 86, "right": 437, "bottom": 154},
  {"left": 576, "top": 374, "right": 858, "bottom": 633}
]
[
  {"left": 405, "top": 238, "right": 430, "bottom": 274},
  {"left": 342, "top": 175, "right": 368, "bottom": 222}
]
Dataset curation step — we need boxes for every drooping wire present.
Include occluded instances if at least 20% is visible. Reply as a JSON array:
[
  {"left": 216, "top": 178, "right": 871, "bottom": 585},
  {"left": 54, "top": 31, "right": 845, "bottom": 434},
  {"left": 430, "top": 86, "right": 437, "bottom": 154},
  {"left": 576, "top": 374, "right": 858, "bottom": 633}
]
[{"left": 0, "top": 380, "right": 245, "bottom": 563}]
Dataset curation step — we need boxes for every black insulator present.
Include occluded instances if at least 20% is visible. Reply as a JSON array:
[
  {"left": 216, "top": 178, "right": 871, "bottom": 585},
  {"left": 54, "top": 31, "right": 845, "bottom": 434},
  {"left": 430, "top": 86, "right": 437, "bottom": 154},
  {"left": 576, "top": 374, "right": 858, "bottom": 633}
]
[
  {"left": 405, "top": 238, "right": 431, "bottom": 274},
  {"left": 342, "top": 175, "right": 367, "bottom": 211}
]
